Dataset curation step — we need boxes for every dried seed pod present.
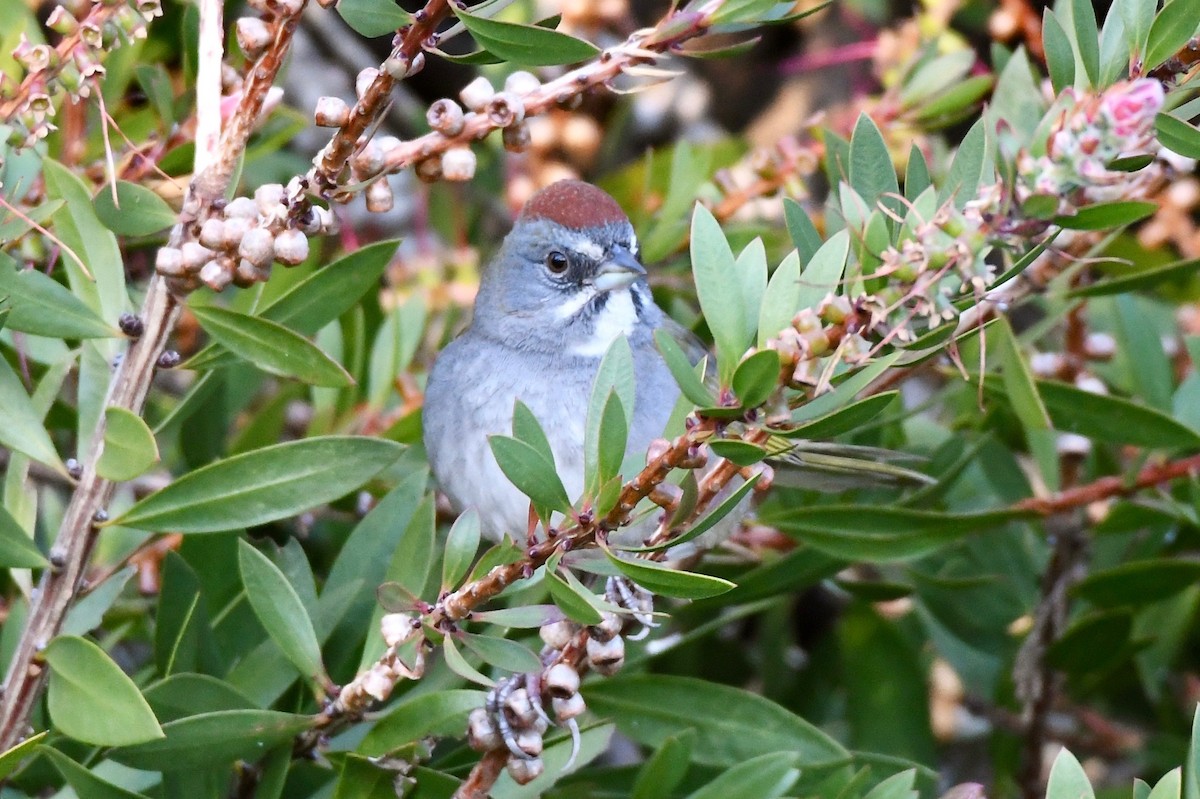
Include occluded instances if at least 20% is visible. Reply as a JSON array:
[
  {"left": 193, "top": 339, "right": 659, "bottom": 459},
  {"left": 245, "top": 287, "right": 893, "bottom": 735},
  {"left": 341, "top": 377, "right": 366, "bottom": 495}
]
[
  {"left": 543, "top": 663, "right": 580, "bottom": 698},
  {"left": 366, "top": 178, "right": 394, "bottom": 213},
  {"left": 506, "top": 756, "right": 544, "bottom": 785},
  {"left": 552, "top": 692, "right": 586, "bottom": 721},
  {"left": 273, "top": 229, "right": 309, "bottom": 266},
  {"left": 414, "top": 156, "right": 443, "bottom": 183},
  {"left": 220, "top": 216, "right": 251, "bottom": 249},
  {"left": 466, "top": 707, "right": 502, "bottom": 751},
  {"left": 254, "top": 183, "right": 285, "bottom": 215},
  {"left": 235, "top": 17, "right": 271, "bottom": 59},
  {"left": 360, "top": 662, "right": 396, "bottom": 702},
  {"left": 180, "top": 242, "right": 215, "bottom": 273},
  {"left": 314, "top": 95, "right": 350, "bottom": 127},
  {"left": 199, "top": 258, "right": 232, "bottom": 291},
  {"left": 486, "top": 92, "right": 525, "bottom": 127},
  {"left": 588, "top": 612, "right": 622, "bottom": 643},
  {"left": 427, "top": 98, "right": 465, "bottom": 136},
  {"left": 233, "top": 258, "right": 264, "bottom": 287},
  {"left": 441, "top": 148, "right": 476, "bottom": 181},
  {"left": 502, "top": 122, "right": 531, "bottom": 153},
  {"left": 504, "top": 70, "right": 540, "bottom": 95},
  {"left": 223, "top": 196, "right": 258, "bottom": 219},
  {"left": 355, "top": 67, "right": 380, "bottom": 100},
  {"left": 380, "top": 612, "right": 415, "bottom": 648},
  {"left": 351, "top": 139, "right": 384, "bottom": 177},
  {"left": 155, "top": 246, "right": 184, "bottom": 276},
  {"left": 515, "top": 729, "right": 544, "bottom": 757},
  {"left": 503, "top": 688, "right": 538, "bottom": 728},
  {"left": 303, "top": 205, "right": 338, "bottom": 236},
  {"left": 198, "top": 217, "right": 226, "bottom": 249},
  {"left": 459, "top": 75, "right": 495, "bottom": 111},
  {"left": 586, "top": 634, "right": 625, "bottom": 676},
  {"left": 238, "top": 227, "right": 275, "bottom": 267},
  {"left": 539, "top": 620, "right": 575, "bottom": 650}
]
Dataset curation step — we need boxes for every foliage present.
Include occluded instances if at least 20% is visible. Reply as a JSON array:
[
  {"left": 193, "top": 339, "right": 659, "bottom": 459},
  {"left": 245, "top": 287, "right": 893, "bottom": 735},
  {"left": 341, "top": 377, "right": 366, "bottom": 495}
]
[{"left": 1, "top": 0, "right": 1200, "bottom": 796}]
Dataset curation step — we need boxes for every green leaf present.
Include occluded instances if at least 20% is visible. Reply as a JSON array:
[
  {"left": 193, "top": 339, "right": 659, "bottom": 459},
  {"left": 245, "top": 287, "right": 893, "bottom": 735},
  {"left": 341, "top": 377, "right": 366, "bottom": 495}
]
[
  {"left": 1043, "top": 9, "right": 1076, "bottom": 94},
  {"left": 691, "top": 204, "right": 747, "bottom": 383},
  {"left": 735, "top": 239, "right": 768, "bottom": 345},
  {"left": 238, "top": 539, "right": 326, "bottom": 686},
  {"left": 40, "top": 747, "right": 151, "bottom": 799},
  {"left": 489, "top": 435, "right": 573, "bottom": 515},
  {"left": 913, "top": 75, "right": 994, "bottom": 125},
  {"left": 359, "top": 690, "right": 487, "bottom": 757},
  {"left": 0, "top": 354, "right": 64, "bottom": 473},
  {"left": 995, "top": 317, "right": 1057, "bottom": 490},
  {"left": 1144, "top": 0, "right": 1200, "bottom": 70},
  {"left": 442, "top": 509, "right": 482, "bottom": 590},
  {"left": 938, "top": 117, "right": 990, "bottom": 208},
  {"left": 849, "top": 113, "right": 899, "bottom": 212},
  {"left": 1070, "top": 255, "right": 1200, "bottom": 297},
  {"left": 1156, "top": 112, "right": 1200, "bottom": 159},
  {"left": 583, "top": 675, "right": 847, "bottom": 767},
  {"left": 1119, "top": 0, "right": 1155, "bottom": 60},
  {"left": 110, "top": 710, "right": 313, "bottom": 770},
  {"left": 783, "top": 199, "right": 823, "bottom": 264},
  {"left": 1053, "top": 200, "right": 1159, "bottom": 230},
  {"left": 603, "top": 550, "right": 735, "bottom": 599},
  {"left": 731, "top": 350, "right": 780, "bottom": 409},
  {"left": 1046, "top": 609, "right": 1134, "bottom": 672},
  {"left": 0, "top": 252, "right": 117, "bottom": 338},
  {"left": 655, "top": 328, "right": 715, "bottom": 406},
  {"left": 708, "top": 440, "right": 767, "bottom": 466},
  {"left": 1069, "top": 0, "right": 1100, "bottom": 86},
  {"left": 93, "top": 181, "right": 176, "bottom": 236},
  {"left": 796, "top": 230, "right": 850, "bottom": 314},
  {"left": 0, "top": 503, "right": 47, "bottom": 568},
  {"left": 683, "top": 752, "right": 799, "bottom": 799},
  {"left": 758, "top": 250, "right": 801, "bottom": 347},
  {"left": 336, "top": 0, "right": 411, "bottom": 37},
  {"left": 1045, "top": 748, "right": 1095, "bottom": 799},
  {"left": 1074, "top": 560, "right": 1200, "bottom": 607},
  {"left": 459, "top": 632, "right": 542, "bottom": 673},
  {"left": 905, "top": 145, "right": 932, "bottom": 200},
  {"left": 512, "top": 400, "right": 556, "bottom": 465},
  {"left": 44, "top": 636, "right": 164, "bottom": 746},
  {"left": 1149, "top": 768, "right": 1183, "bottom": 799},
  {"left": 632, "top": 731, "right": 695, "bottom": 799},
  {"left": 0, "top": 732, "right": 45, "bottom": 781},
  {"left": 442, "top": 635, "right": 495, "bottom": 687},
  {"left": 780, "top": 392, "right": 897, "bottom": 439},
  {"left": 189, "top": 305, "right": 353, "bottom": 387},
  {"left": 472, "top": 605, "right": 566, "bottom": 628},
  {"left": 110, "top": 437, "right": 403, "bottom": 532},
  {"left": 593, "top": 391, "right": 628, "bottom": 490},
  {"left": 765, "top": 505, "right": 1026, "bottom": 561},
  {"left": 454, "top": 8, "right": 598, "bottom": 66},
  {"left": 1186, "top": 704, "right": 1200, "bottom": 799},
  {"left": 863, "top": 769, "right": 919, "bottom": 799},
  {"left": 96, "top": 407, "right": 160, "bottom": 481},
  {"left": 546, "top": 565, "right": 605, "bottom": 624}
]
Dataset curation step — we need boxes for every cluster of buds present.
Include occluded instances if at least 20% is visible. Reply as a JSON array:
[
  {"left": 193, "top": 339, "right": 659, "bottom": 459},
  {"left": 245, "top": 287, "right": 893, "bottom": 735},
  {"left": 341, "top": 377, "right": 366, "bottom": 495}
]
[
  {"left": 3, "top": 0, "right": 160, "bottom": 149},
  {"left": 710, "top": 137, "right": 821, "bottom": 218},
  {"left": 155, "top": 179, "right": 336, "bottom": 294},
  {"left": 337, "top": 613, "right": 425, "bottom": 713},
  {"left": 768, "top": 297, "right": 872, "bottom": 386},
  {"left": 1015, "top": 78, "right": 1169, "bottom": 215}
]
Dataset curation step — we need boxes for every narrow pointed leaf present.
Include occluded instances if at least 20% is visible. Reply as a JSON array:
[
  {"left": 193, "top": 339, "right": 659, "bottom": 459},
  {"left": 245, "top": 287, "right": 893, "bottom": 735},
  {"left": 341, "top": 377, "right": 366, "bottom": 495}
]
[
  {"left": 97, "top": 407, "right": 160, "bottom": 481},
  {"left": 0, "top": 504, "right": 47, "bottom": 568},
  {"left": 190, "top": 305, "right": 353, "bottom": 387},
  {"left": 632, "top": 731, "right": 695, "bottom": 799},
  {"left": 758, "top": 250, "right": 802, "bottom": 347},
  {"left": 690, "top": 204, "right": 746, "bottom": 383},
  {"left": 1156, "top": 113, "right": 1200, "bottom": 159},
  {"left": 359, "top": 690, "right": 487, "bottom": 757},
  {"left": 655, "top": 328, "right": 715, "bottom": 406},
  {"left": 93, "top": 180, "right": 177, "bottom": 236},
  {"left": 0, "top": 253, "right": 117, "bottom": 338},
  {"left": 683, "top": 752, "right": 799, "bottom": 799},
  {"left": 41, "top": 746, "right": 152, "bottom": 799},
  {"left": 1144, "top": 0, "right": 1200, "bottom": 70},
  {"left": 336, "top": 0, "right": 412, "bottom": 36},
  {"left": 489, "top": 435, "right": 572, "bottom": 514},
  {"left": 238, "top": 539, "right": 326, "bottom": 686},
  {"left": 0, "top": 354, "right": 64, "bottom": 473},
  {"left": 459, "top": 632, "right": 542, "bottom": 673},
  {"left": 546, "top": 566, "right": 604, "bottom": 624},
  {"left": 45, "top": 636, "right": 164, "bottom": 746},
  {"left": 619, "top": 474, "right": 759, "bottom": 553},
  {"left": 455, "top": 8, "right": 598, "bottom": 66},
  {"left": 731, "top": 350, "right": 781, "bottom": 409},
  {"left": 471, "top": 605, "right": 566, "bottom": 628},
  {"left": 796, "top": 230, "right": 850, "bottom": 313},
  {"left": 442, "top": 509, "right": 482, "bottom": 589},
  {"left": 603, "top": 550, "right": 735, "bottom": 599},
  {"left": 1045, "top": 748, "right": 1096, "bottom": 799},
  {"left": 442, "top": 635, "right": 495, "bottom": 687},
  {"left": 512, "top": 400, "right": 556, "bottom": 465},
  {"left": 0, "top": 732, "right": 45, "bottom": 781},
  {"left": 110, "top": 437, "right": 403, "bottom": 532},
  {"left": 110, "top": 710, "right": 313, "bottom": 770}
]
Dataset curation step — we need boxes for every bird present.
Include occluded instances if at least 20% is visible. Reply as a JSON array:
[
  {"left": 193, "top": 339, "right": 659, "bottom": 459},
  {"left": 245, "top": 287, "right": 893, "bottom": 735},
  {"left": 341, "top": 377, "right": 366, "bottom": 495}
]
[
  {"left": 423, "top": 180, "right": 928, "bottom": 544},
  {"left": 423, "top": 180, "right": 680, "bottom": 543}
]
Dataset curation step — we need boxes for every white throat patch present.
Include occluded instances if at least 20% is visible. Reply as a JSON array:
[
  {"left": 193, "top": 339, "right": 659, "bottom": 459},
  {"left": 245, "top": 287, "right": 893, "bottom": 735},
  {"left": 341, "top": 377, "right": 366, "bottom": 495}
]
[{"left": 569, "top": 288, "right": 640, "bottom": 356}]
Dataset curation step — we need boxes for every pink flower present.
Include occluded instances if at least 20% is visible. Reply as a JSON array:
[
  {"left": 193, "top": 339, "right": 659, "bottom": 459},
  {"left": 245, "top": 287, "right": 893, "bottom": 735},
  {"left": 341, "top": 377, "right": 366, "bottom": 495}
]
[{"left": 1100, "top": 78, "right": 1164, "bottom": 138}]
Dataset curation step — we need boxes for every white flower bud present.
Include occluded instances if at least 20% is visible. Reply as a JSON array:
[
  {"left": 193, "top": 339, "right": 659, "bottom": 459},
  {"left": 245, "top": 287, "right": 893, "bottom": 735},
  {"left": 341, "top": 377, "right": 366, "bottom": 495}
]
[
  {"left": 502, "top": 122, "right": 531, "bottom": 153},
  {"left": 155, "top": 246, "right": 184, "bottom": 276},
  {"left": 415, "top": 156, "right": 443, "bottom": 183},
  {"left": 273, "top": 229, "right": 309, "bottom": 266},
  {"left": 586, "top": 634, "right": 625, "bottom": 676},
  {"left": 427, "top": 98, "right": 465, "bottom": 136},
  {"left": 220, "top": 216, "right": 251, "bottom": 249},
  {"left": 356, "top": 67, "right": 380, "bottom": 100},
  {"left": 1075, "top": 374, "right": 1108, "bottom": 395},
  {"left": 198, "top": 217, "right": 226, "bottom": 249},
  {"left": 1056, "top": 432, "right": 1092, "bottom": 458},
  {"left": 539, "top": 620, "right": 575, "bottom": 650},
  {"left": 254, "top": 183, "right": 285, "bottom": 216},
  {"left": 199, "top": 258, "right": 232, "bottom": 291},
  {"left": 588, "top": 612, "right": 622, "bottom": 643},
  {"left": 238, "top": 227, "right": 275, "bottom": 267},
  {"left": 303, "top": 205, "right": 338, "bottom": 236},
  {"left": 504, "top": 70, "right": 540, "bottom": 95},
  {"left": 506, "top": 756, "right": 544, "bottom": 785},
  {"left": 552, "top": 692, "right": 586, "bottom": 721},
  {"left": 467, "top": 707, "right": 501, "bottom": 751},
  {"left": 275, "top": 0, "right": 303, "bottom": 15},
  {"left": 377, "top": 135, "right": 402, "bottom": 160},
  {"left": 504, "top": 688, "right": 538, "bottom": 728},
  {"left": 352, "top": 139, "right": 384, "bottom": 177},
  {"left": 459, "top": 76, "right": 495, "bottom": 111},
  {"left": 515, "top": 729, "right": 543, "bottom": 757},
  {"left": 486, "top": 92, "right": 525, "bottom": 127},
  {"left": 380, "top": 612, "right": 415, "bottom": 648},
  {"left": 223, "top": 196, "right": 258, "bottom": 219},
  {"left": 544, "top": 663, "right": 580, "bottom": 698},
  {"left": 366, "top": 178, "right": 394, "bottom": 213},
  {"left": 234, "top": 258, "right": 268, "bottom": 287},
  {"left": 314, "top": 95, "right": 350, "bottom": 127},
  {"left": 1083, "top": 332, "right": 1116, "bottom": 360},
  {"left": 235, "top": 17, "right": 271, "bottom": 59},
  {"left": 441, "top": 147, "right": 476, "bottom": 181},
  {"left": 180, "top": 241, "right": 215, "bottom": 272},
  {"left": 1029, "top": 352, "right": 1064, "bottom": 378}
]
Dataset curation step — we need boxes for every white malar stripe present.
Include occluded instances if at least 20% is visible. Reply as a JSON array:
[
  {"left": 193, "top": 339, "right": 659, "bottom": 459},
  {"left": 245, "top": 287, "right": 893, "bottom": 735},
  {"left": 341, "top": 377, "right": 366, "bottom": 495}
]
[
  {"left": 570, "top": 289, "right": 639, "bottom": 356},
  {"left": 553, "top": 286, "right": 598, "bottom": 320}
]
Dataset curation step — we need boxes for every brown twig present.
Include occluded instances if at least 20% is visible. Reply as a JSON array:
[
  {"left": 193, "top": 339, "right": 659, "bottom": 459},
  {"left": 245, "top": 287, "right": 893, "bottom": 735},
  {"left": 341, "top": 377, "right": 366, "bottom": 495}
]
[
  {"left": 1015, "top": 453, "right": 1200, "bottom": 516},
  {"left": 451, "top": 747, "right": 509, "bottom": 799}
]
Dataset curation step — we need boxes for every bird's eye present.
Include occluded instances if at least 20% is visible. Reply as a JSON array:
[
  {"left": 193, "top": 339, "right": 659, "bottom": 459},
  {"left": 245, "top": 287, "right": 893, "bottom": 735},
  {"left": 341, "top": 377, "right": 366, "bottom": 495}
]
[{"left": 545, "top": 251, "right": 569, "bottom": 274}]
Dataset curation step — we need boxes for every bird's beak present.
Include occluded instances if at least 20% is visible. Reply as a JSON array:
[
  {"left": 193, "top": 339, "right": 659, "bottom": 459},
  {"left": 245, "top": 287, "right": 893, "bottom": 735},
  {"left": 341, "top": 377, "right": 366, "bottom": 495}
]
[{"left": 592, "top": 246, "right": 646, "bottom": 292}]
